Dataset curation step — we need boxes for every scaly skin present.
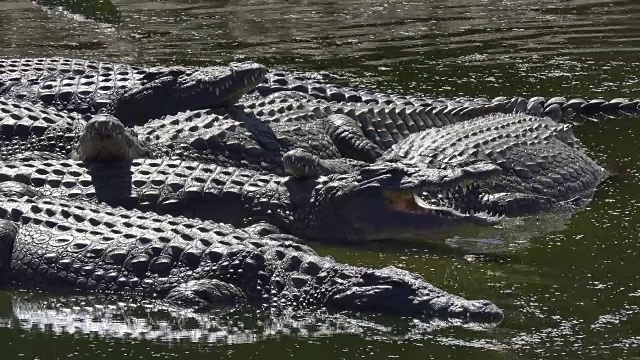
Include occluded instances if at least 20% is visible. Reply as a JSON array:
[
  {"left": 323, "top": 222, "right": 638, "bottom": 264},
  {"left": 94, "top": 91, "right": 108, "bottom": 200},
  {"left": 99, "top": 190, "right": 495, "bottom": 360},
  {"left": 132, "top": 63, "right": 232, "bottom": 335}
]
[
  {"left": 0, "top": 158, "right": 502, "bottom": 242},
  {"left": 0, "top": 99, "right": 148, "bottom": 163},
  {"left": 138, "top": 93, "right": 640, "bottom": 170},
  {"left": 282, "top": 148, "right": 368, "bottom": 178},
  {"left": 253, "top": 72, "right": 640, "bottom": 119},
  {"left": 136, "top": 106, "right": 381, "bottom": 175},
  {"left": 131, "top": 96, "right": 571, "bottom": 175},
  {"left": 1, "top": 58, "right": 637, "bottom": 123},
  {"left": 0, "top": 94, "right": 503, "bottom": 170},
  {"left": 136, "top": 107, "right": 340, "bottom": 174},
  {"left": 237, "top": 96, "right": 508, "bottom": 152},
  {"left": 0, "top": 99, "right": 374, "bottom": 169},
  {"left": 0, "top": 57, "right": 138, "bottom": 82},
  {"left": 71, "top": 115, "right": 152, "bottom": 162},
  {"left": 0, "top": 99, "right": 377, "bottom": 169},
  {"left": 0, "top": 98, "right": 86, "bottom": 161},
  {"left": 0, "top": 182, "right": 503, "bottom": 322},
  {"left": 380, "top": 114, "right": 608, "bottom": 216},
  {"left": 0, "top": 58, "right": 268, "bottom": 125}
]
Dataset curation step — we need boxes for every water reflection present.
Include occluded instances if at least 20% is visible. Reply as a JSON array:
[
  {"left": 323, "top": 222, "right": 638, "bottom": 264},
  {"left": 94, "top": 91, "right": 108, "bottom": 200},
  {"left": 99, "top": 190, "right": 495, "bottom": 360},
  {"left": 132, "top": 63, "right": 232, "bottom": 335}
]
[
  {"left": 2, "top": 0, "right": 640, "bottom": 98},
  {"left": 0, "top": 292, "right": 499, "bottom": 344}
]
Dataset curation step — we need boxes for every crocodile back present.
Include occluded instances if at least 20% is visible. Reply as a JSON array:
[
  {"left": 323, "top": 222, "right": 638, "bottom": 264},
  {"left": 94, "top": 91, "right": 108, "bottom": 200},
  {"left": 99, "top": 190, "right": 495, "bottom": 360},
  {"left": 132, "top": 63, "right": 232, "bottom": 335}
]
[
  {"left": 0, "top": 98, "right": 86, "bottom": 160},
  {"left": 137, "top": 107, "right": 342, "bottom": 174}
]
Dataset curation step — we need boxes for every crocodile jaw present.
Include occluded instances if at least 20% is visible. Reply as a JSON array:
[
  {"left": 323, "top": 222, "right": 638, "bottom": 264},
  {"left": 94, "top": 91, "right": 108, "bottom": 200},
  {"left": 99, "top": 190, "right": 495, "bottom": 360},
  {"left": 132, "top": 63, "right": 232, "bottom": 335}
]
[{"left": 383, "top": 189, "right": 500, "bottom": 225}]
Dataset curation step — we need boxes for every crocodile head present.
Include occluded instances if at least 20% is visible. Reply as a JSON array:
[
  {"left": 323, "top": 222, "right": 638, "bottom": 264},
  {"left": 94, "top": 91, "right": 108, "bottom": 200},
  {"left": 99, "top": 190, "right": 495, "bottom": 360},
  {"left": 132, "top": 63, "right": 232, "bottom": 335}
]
[
  {"left": 289, "top": 161, "right": 502, "bottom": 242},
  {"left": 71, "top": 115, "right": 152, "bottom": 162},
  {"left": 325, "top": 266, "right": 503, "bottom": 323},
  {"left": 112, "top": 61, "right": 269, "bottom": 125}
]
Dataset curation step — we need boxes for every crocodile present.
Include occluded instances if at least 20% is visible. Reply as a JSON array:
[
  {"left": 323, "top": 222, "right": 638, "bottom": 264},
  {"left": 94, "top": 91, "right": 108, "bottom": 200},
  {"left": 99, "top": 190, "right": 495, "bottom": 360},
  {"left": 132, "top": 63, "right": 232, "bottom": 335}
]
[
  {"left": 32, "top": 0, "right": 122, "bottom": 24},
  {"left": 377, "top": 113, "right": 609, "bottom": 216},
  {"left": 0, "top": 157, "right": 502, "bottom": 242},
  {"left": 253, "top": 72, "right": 640, "bottom": 120},
  {"left": 0, "top": 58, "right": 269, "bottom": 126},
  {"left": 282, "top": 113, "right": 608, "bottom": 216},
  {"left": 0, "top": 181, "right": 503, "bottom": 322}
]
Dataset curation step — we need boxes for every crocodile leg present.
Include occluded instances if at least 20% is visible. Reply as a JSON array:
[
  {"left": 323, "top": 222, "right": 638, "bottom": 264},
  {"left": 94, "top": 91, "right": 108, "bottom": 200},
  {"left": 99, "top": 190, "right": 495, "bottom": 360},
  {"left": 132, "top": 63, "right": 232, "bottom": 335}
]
[
  {"left": 0, "top": 220, "right": 16, "bottom": 275},
  {"left": 164, "top": 280, "right": 247, "bottom": 310},
  {"left": 322, "top": 114, "right": 382, "bottom": 162},
  {"left": 283, "top": 148, "right": 366, "bottom": 178}
]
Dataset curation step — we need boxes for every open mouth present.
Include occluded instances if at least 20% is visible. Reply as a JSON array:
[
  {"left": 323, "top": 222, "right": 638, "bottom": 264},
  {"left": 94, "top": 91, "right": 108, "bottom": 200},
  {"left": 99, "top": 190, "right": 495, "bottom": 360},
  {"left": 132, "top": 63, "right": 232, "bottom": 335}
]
[{"left": 383, "top": 182, "right": 501, "bottom": 223}]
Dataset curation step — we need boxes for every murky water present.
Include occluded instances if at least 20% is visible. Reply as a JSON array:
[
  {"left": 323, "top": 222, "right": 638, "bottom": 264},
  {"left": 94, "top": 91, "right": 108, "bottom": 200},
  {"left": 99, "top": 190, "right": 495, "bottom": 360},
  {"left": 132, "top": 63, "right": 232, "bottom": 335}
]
[{"left": 0, "top": 0, "right": 639, "bottom": 358}]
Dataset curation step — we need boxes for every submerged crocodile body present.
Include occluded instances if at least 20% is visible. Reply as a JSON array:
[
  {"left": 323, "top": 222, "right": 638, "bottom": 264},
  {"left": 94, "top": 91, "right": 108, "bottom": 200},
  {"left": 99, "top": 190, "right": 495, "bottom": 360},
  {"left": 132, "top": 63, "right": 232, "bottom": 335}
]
[
  {"left": 33, "top": 0, "right": 122, "bottom": 24},
  {"left": 0, "top": 182, "right": 503, "bottom": 322},
  {"left": 0, "top": 57, "right": 268, "bottom": 126}
]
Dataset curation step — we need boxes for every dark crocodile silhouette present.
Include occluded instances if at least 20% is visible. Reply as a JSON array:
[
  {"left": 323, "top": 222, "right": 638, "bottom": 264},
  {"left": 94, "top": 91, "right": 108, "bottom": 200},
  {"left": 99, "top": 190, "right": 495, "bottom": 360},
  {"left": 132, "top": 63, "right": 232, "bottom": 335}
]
[{"left": 32, "top": 0, "right": 122, "bottom": 24}]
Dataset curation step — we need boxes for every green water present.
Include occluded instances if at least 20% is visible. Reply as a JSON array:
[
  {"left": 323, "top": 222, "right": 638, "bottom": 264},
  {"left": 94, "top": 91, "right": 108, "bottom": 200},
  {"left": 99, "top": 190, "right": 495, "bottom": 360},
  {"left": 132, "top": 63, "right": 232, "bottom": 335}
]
[{"left": 1, "top": 0, "right": 640, "bottom": 358}]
